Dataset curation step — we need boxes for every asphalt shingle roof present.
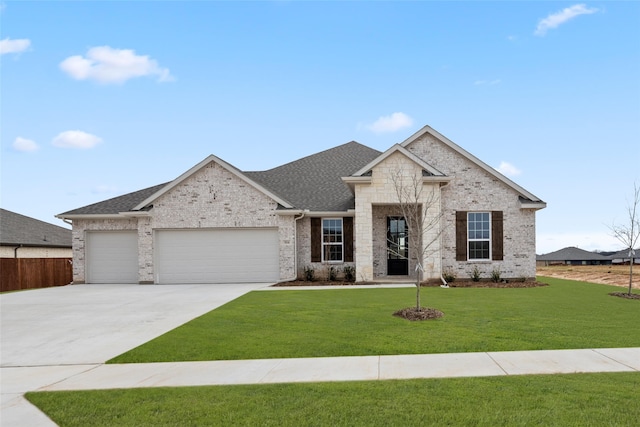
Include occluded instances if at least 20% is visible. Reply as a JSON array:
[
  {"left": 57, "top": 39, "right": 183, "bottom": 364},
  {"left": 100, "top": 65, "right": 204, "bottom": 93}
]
[
  {"left": 60, "top": 142, "right": 382, "bottom": 216},
  {"left": 246, "top": 141, "right": 382, "bottom": 211},
  {"left": 0, "top": 209, "right": 72, "bottom": 248},
  {"left": 536, "top": 246, "right": 610, "bottom": 262},
  {"left": 58, "top": 183, "right": 169, "bottom": 216}
]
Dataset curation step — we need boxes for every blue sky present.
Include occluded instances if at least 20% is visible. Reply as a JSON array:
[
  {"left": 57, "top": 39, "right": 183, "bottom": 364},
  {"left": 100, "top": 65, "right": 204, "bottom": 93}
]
[{"left": 1, "top": 1, "right": 638, "bottom": 254}]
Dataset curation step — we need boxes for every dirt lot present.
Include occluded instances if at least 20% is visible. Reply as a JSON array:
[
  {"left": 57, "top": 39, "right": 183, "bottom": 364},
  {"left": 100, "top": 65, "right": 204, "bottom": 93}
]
[{"left": 537, "top": 265, "right": 639, "bottom": 290}]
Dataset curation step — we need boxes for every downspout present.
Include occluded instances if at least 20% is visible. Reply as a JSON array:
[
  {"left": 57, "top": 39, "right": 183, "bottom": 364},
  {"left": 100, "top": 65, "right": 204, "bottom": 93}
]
[
  {"left": 281, "top": 210, "right": 307, "bottom": 282},
  {"left": 439, "top": 181, "right": 450, "bottom": 288},
  {"left": 14, "top": 245, "right": 22, "bottom": 258}
]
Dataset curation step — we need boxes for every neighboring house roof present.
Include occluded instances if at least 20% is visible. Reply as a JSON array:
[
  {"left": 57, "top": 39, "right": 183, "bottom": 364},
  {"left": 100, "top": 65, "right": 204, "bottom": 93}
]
[
  {"left": 536, "top": 247, "right": 610, "bottom": 262},
  {"left": 608, "top": 248, "right": 639, "bottom": 260},
  {"left": 0, "top": 209, "right": 71, "bottom": 248},
  {"left": 401, "top": 126, "right": 546, "bottom": 207}
]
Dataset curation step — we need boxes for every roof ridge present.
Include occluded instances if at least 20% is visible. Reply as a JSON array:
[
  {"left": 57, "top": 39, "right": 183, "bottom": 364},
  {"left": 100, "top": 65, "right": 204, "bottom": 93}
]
[{"left": 247, "top": 141, "right": 378, "bottom": 173}]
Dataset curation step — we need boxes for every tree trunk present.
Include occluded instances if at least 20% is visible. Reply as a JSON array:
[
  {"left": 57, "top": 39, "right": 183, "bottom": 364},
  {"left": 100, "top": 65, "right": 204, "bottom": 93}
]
[
  {"left": 629, "top": 256, "right": 634, "bottom": 296},
  {"left": 415, "top": 267, "right": 422, "bottom": 311}
]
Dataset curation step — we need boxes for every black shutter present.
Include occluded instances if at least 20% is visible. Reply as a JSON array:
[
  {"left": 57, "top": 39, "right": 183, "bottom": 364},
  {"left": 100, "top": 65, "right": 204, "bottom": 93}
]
[
  {"left": 311, "top": 218, "right": 321, "bottom": 262},
  {"left": 492, "top": 211, "right": 504, "bottom": 261},
  {"left": 456, "top": 211, "right": 467, "bottom": 261},
  {"left": 343, "top": 217, "right": 354, "bottom": 263}
]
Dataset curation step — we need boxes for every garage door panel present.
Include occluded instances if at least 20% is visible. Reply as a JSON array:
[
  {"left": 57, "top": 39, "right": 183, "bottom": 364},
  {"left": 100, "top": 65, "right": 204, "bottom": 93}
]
[
  {"left": 86, "top": 231, "right": 138, "bottom": 284},
  {"left": 155, "top": 229, "right": 279, "bottom": 284}
]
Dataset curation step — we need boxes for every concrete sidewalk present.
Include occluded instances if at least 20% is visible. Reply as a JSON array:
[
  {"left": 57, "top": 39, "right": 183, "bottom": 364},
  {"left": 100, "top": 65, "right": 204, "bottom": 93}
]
[{"left": 2, "top": 348, "right": 639, "bottom": 426}]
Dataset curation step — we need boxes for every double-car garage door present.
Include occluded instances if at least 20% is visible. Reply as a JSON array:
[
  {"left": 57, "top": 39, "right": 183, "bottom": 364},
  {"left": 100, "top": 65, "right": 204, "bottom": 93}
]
[{"left": 85, "top": 229, "right": 279, "bottom": 284}]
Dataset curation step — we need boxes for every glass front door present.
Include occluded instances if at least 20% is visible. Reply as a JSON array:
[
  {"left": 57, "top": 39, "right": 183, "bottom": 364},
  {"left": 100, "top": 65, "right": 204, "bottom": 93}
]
[{"left": 387, "top": 216, "right": 408, "bottom": 275}]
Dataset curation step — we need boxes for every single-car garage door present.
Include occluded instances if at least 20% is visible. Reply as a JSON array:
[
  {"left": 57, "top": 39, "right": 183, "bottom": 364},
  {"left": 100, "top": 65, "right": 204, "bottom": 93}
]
[
  {"left": 155, "top": 228, "right": 279, "bottom": 284},
  {"left": 86, "top": 231, "right": 138, "bottom": 283}
]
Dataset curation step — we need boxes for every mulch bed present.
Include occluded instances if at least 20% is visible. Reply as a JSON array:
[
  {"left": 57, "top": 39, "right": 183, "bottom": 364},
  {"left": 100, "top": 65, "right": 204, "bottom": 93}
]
[
  {"left": 609, "top": 292, "right": 640, "bottom": 300},
  {"left": 393, "top": 307, "right": 444, "bottom": 321},
  {"left": 274, "top": 280, "right": 548, "bottom": 288}
]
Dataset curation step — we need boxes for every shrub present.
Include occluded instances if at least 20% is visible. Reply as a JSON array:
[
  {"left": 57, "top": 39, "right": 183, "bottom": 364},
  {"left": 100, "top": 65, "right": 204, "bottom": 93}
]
[
  {"left": 470, "top": 265, "right": 482, "bottom": 282},
  {"left": 303, "top": 266, "right": 315, "bottom": 282},
  {"left": 343, "top": 266, "right": 355, "bottom": 282},
  {"left": 491, "top": 268, "right": 501, "bottom": 283},
  {"left": 442, "top": 268, "right": 456, "bottom": 283},
  {"left": 327, "top": 266, "right": 337, "bottom": 281}
]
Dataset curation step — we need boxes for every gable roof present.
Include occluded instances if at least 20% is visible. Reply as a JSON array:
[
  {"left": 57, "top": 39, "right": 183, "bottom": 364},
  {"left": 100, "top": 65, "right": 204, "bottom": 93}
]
[
  {"left": 536, "top": 246, "right": 609, "bottom": 262},
  {"left": 351, "top": 144, "right": 446, "bottom": 177},
  {"left": 247, "top": 141, "right": 382, "bottom": 212},
  {"left": 401, "top": 125, "right": 546, "bottom": 207},
  {"left": 58, "top": 141, "right": 381, "bottom": 218},
  {"left": 1, "top": 209, "right": 71, "bottom": 248},
  {"left": 132, "top": 155, "right": 295, "bottom": 211},
  {"left": 57, "top": 183, "right": 169, "bottom": 217}
]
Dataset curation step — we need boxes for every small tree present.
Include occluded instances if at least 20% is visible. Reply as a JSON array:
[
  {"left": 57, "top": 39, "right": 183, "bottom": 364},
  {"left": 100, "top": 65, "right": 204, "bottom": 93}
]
[
  {"left": 608, "top": 182, "right": 640, "bottom": 295},
  {"left": 389, "top": 163, "right": 445, "bottom": 312}
]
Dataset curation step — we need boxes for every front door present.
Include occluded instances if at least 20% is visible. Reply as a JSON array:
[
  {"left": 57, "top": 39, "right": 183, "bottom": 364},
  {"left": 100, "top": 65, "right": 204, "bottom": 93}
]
[{"left": 387, "top": 216, "right": 408, "bottom": 275}]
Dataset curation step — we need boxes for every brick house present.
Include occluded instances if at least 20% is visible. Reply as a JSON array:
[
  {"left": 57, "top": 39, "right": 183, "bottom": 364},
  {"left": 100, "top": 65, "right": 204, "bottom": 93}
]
[{"left": 57, "top": 125, "right": 546, "bottom": 284}]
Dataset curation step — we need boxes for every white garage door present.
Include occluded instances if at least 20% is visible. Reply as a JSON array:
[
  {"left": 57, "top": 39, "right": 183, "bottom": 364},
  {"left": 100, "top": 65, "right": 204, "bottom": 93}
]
[
  {"left": 86, "top": 231, "right": 138, "bottom": 283},
  {"left": 155, "top": 228, "right": 279, "bottom": 284}
]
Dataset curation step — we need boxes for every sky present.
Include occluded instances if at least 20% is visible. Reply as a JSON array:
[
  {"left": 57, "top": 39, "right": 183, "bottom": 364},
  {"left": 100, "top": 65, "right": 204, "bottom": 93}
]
[{"left": 1, "top": 1, "right": 639, "bottom": 255}]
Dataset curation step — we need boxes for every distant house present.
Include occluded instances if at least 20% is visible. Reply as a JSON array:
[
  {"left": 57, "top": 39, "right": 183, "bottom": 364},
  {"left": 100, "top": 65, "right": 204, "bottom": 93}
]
[
  {"left": 608, "top": 248, "right": 639, "bottom": 265},
  {"left": 0, "top": 209, "right": 72, "bottom": 258},
  {"left": 536, "top": 247, "right": 611, "bottom": 266}
]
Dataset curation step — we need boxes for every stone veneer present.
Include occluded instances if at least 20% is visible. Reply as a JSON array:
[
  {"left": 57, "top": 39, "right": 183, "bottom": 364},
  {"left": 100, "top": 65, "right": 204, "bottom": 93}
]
[
  {"left": 72, "top": 160, "right": 296, "bottom": 283},
  {"left": 354, "top": 152, "right": 443, "bottom": 282}
]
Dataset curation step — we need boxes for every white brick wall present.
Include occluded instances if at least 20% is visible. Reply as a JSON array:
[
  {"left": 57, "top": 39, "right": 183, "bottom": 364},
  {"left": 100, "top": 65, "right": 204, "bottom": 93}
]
[
  {"left": 71, "top": 160, "right": 296, "bottom": 284},
  {"left": 406, "top": 134, "right": 538, "bottom": 280},
  {"left": 0, "top": 247, "right": 72, "bottom": 258}
]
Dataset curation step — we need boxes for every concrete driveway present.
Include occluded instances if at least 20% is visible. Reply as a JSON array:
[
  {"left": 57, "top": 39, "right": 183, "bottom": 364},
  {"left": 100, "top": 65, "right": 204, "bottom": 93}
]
[
  {"left": 1, "top": 282, "right": 268, "bottom": 426},
  {"left": 1, "top": 283, "right": 268, "bottom": 367}
]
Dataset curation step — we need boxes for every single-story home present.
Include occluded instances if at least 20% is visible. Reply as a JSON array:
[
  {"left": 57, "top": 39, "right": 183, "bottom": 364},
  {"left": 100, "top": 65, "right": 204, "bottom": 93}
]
[
  {"left": 1, "top": 209, "right": 72, "bottom": 258},
  {"left": 536, "top": 246, "right": 611, "bottom": 266},
  {"left": 609, "top": 248, "right": 639, "bottom": 265},
  {"left": 57, "top": 125, "right": 546, "bottom": 284}
]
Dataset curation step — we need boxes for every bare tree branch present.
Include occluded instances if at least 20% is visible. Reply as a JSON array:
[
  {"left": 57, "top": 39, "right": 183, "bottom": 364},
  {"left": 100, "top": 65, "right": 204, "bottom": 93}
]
[
  {"left": 608, "top": 182, "right": 640, "bottom": 295},
  {"left": 389, "top": 162, "right": 446, "bottom": 310}
]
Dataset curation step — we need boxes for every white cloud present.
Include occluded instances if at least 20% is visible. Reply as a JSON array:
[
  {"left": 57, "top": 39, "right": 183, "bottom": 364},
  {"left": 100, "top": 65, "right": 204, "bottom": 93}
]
[
  {"left": 0, "top": 37, "right": 31, "bottom": 54},
  {"left": 59, "top": 46, "right": 174, "bottom": 84},
  {"left": 13, "top": 137, "right": 39, "bottom": 152},
  {"left": 534, "top": 4, "right": 598, "bottom": 36},
  {"left": 363, "top": 112, "right": 414, "bottom": 133},
  {"left": 52, "top": 130, "right": 102, "bottom": 149},
  {"left": 496, "top": 161, "right": 522, "bottom": 177}
]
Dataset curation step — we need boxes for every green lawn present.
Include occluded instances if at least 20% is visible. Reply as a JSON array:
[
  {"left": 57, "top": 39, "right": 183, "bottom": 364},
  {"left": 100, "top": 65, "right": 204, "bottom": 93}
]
[
  {"left": 26, "top": 372, "right": 640, "bottom": 427},
  {"left": 109, "top": 277, "right": 640, "bottom": 363}
]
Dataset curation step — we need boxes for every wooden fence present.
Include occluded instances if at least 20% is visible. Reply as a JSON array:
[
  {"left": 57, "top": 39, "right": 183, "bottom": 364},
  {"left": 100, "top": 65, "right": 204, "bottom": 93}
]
[{"left": 1, "top": 258, "right": 72, "bottom": 292}]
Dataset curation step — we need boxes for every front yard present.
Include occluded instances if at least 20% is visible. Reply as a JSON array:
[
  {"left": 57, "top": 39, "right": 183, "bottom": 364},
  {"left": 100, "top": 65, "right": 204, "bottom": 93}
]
[
  {"left": 108, "top": 277, "right": 640, "bottom": 363},
  {"left": 26, "top": 372, "right": 640, "bottom": 426},
  {"left": 26, "top": 277, "right": 640, "bottom": 426}
]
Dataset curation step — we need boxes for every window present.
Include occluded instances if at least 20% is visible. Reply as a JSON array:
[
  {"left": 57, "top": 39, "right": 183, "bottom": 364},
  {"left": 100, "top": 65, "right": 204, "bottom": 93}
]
[
  {"left": 468, "top": 212, "right": 491, "bottom": 260},
  {"left": 322, "top": 218, "right": 343, "bottom": 262}
]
